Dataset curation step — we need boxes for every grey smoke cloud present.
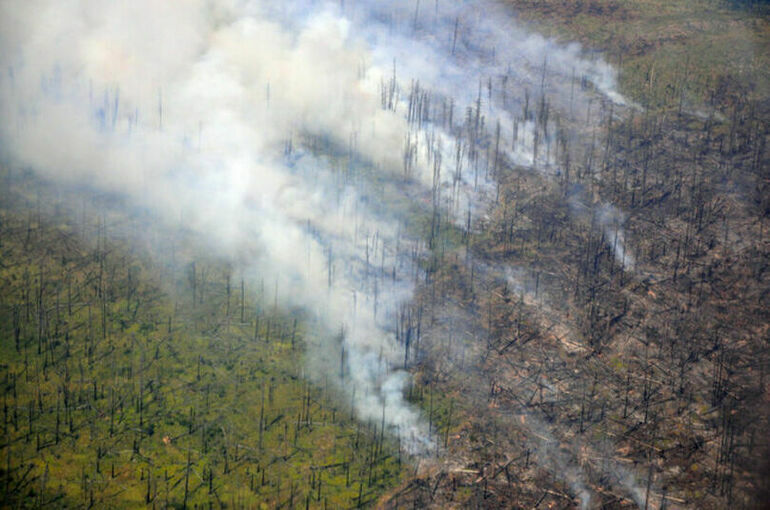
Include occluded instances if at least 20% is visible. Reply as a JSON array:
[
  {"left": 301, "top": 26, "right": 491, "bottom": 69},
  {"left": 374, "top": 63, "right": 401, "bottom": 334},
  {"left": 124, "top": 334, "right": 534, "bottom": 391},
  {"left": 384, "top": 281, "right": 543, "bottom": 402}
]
[{"left": 0, "top": 0, "right": 633, "bottom": 457}]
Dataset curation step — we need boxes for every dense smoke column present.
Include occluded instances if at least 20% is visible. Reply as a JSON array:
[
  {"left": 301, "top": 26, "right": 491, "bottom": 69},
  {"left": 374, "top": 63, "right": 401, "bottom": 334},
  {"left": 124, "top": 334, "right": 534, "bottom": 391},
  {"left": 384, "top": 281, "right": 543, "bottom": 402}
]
[
  {"left": 0, "top": 0, "right": 633, "bottom": 459},
  {"left": 326, "top": 0, "right": 636, "bottom": 269}
]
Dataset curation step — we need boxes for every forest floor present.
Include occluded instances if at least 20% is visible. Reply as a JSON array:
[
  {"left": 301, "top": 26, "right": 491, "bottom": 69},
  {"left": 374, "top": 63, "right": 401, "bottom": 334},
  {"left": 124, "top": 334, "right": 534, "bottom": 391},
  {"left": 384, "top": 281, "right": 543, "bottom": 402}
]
[
  {"left": 507, "top": 0, "right": 770, "bottom": 110},
  {"left": 379, "top": 1, "right": 770, "bottom": 508},
  {"left": 1, "top": 1, "right": 768, "bottom": 509},
  {"left": 0, "top": 171, "right": 407, "bottom": 508}
]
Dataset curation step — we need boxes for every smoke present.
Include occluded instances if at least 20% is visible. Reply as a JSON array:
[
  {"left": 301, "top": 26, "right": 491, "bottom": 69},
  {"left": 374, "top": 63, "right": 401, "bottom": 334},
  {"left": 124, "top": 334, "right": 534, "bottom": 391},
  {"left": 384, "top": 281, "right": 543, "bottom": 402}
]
[
  {"left": 0, "top": 0, "right": 632, "bottom": 456},
  {"left": 598, "top": 204, "right": 635, "bottom": 271},
  {"left": 511, "top": 413, "right": 593, "bottom": 510},
  {"left": 501, "top": 267, "right": 652, "bottom": 508},
  {"left": 568, "top": 185, "right": 635, "bottom": 272}
]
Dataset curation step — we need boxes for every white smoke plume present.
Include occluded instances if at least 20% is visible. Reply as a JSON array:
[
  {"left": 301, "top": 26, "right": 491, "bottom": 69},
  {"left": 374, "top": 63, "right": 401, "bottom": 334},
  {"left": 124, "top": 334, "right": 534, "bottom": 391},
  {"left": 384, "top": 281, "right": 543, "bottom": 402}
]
[
  {"left": 599, "top": 204, "right": 635, "bottom": 271},
  {"left": 0, "top": 0, "right": 632, "bottom": 456}
]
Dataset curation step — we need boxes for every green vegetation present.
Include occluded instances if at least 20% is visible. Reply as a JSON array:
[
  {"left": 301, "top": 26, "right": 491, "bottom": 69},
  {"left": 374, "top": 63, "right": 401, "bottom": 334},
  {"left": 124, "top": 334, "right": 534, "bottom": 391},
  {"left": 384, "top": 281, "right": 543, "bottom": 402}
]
[
  {"left": 0, "top": 169, "right": 406, "bottom": 508},
  {"left": 509, "top": 0, "right": 770, "bottom": 108},
  {"left": 1, "top": 1, "right": 767, "bottom": 508}
]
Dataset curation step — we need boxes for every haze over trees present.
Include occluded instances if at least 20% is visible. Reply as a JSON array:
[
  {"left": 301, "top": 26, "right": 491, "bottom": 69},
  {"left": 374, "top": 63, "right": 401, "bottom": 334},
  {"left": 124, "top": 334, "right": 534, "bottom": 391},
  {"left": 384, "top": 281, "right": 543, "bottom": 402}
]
[{"left": 0, "top": 0, "right": 767, "bottom": 508}]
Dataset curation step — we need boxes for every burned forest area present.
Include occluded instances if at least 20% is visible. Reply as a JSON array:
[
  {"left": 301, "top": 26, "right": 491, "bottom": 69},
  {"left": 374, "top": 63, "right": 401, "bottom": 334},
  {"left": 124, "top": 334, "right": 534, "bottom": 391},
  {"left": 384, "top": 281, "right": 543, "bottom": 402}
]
[{"left": 0, "top": 0, "right": 768, "bottom": 509}]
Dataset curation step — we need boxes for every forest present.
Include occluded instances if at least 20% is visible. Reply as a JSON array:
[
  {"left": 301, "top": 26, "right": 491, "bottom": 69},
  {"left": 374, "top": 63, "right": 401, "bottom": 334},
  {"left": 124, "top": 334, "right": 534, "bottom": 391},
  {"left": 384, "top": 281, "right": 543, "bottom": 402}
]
[{"left": 0, "top": 0, "right": 768, "bottom": 508}]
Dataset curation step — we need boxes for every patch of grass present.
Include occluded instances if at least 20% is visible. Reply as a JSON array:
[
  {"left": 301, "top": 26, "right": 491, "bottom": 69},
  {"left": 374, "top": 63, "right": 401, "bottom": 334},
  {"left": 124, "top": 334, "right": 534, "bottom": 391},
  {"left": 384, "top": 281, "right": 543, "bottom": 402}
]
[
  {"left": 0, "top": 169, "right": 407, "bottom": 508},
  {"left": 508, "top": 0, "right": 770, "bottom": 108}
]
